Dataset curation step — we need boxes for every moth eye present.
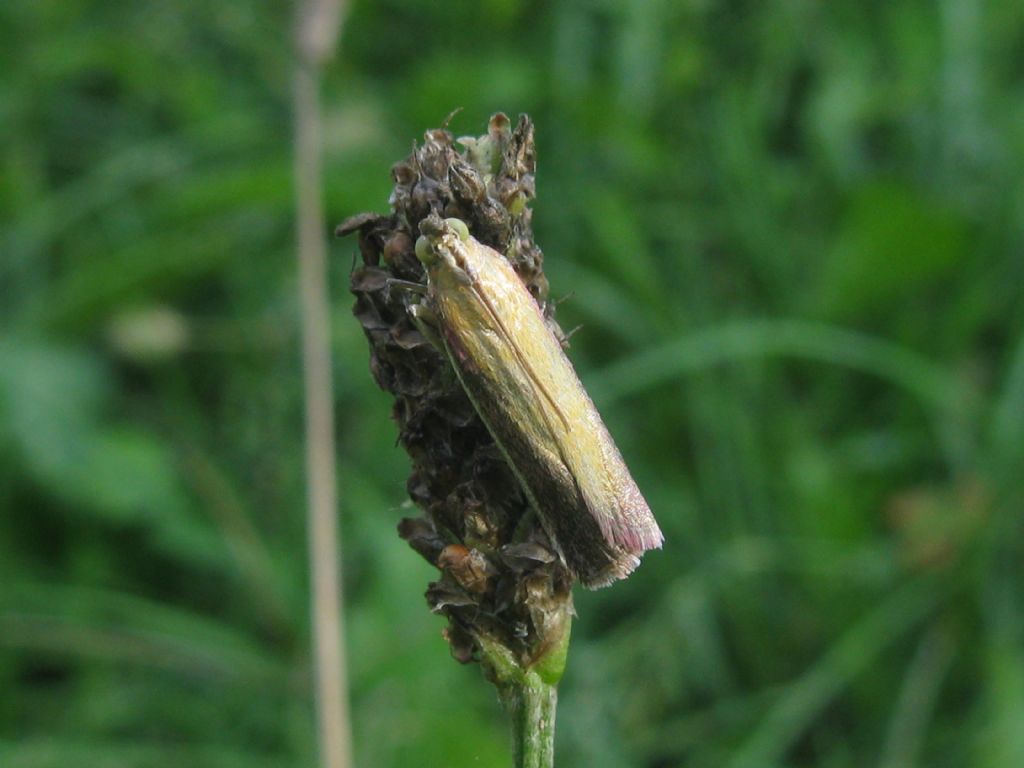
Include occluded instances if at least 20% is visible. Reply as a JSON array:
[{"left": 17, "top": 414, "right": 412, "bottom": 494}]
[
  {"left": 415, "top": 235, "right": 435, "bottom": 265},
  {"left": 445, "top": 218, "right": 470, "bottom": 242}
]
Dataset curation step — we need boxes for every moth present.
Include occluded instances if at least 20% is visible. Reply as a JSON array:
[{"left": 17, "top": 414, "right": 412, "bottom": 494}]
[{"left": 410, "top": 215, "right": 663, "bottom": 588}]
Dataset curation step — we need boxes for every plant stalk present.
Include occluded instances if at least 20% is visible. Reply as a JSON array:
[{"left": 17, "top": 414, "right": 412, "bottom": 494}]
[
  {"left": 499, "top": 672, "right": 558, "bottom": 768},
  {"left": 480, "top": 622, "right": 569, "bottom": 768},
  {"left": 293, "top": 0, "right": 352, "bottom": 767}
]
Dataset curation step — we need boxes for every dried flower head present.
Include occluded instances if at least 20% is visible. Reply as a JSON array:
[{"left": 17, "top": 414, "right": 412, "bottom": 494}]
[{"left": 338, "top": 114, "right": 573, "bottom": 673}]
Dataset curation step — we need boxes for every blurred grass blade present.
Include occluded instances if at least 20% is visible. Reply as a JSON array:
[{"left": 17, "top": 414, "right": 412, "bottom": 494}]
[
  {"left": 0, "top": 582, "right": 288, "bottom": 683},
  {"left": 590, "top": 319, "right": 962, "bottom": 411},
  {"left": 0, "top": 740, "right": 300, "bottom": 768},
  {"left": 879, "top": 622, "right": 956, "bottom": 768},
  {"left": 989, "top": 327, "right": 1024, "bottom": 479},
  {"left": 1, "top": 140, "right": 190, "bottom": 278},
  {"left": 727, "top": 578, "right": 940, "bottom": 768},
  {"left": 588, "top": 318, "right": 971, "bottom": 467}
]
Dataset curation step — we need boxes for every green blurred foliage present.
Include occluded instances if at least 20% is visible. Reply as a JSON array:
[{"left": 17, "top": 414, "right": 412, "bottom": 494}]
[{"left": 2, "top": 0, "right": 1023, "bottom": 766}]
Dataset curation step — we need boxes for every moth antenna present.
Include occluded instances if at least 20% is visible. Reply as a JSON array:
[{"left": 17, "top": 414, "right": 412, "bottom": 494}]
[
  {"left": 564, "top": 324, "right": 584, "bottom": 341},
  {"left": 442, "top": 107, "right": 464, "bottom": 129}
]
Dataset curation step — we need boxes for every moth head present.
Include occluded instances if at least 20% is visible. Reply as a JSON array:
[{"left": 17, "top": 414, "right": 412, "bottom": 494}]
[{"left": 415, "top": 217, "right": 471, "bottom": 268}]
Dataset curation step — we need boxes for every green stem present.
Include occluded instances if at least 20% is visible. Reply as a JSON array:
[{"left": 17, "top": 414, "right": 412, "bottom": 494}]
[
  {"left": 479, "top": 619, "right": 570, "bottom": 768},
  {"left": 499, "top": 670, "right": 558, "bottom": 768}
]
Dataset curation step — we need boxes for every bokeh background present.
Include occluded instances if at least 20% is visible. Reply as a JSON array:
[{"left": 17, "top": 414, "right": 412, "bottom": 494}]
[{"left": 3, "top": 1, "right": 1024, "bottom": 766}]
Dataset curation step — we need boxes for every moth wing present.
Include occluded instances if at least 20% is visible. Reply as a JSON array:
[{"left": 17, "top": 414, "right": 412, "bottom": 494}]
[
  {"left": 461, "top": 243, "right": 663, "bottom": 557},
  {"left": 559, "top": 390, "right": 663, "bottom": 554},
  {"left": 431, "top": 234, "right": 662, "bottom": 585}
]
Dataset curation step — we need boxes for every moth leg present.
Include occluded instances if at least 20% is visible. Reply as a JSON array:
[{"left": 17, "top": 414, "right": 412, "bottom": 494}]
[
  {"left": 387, "top": 279, "right": 441, "bottom": 349},
  {"left": 408, "top": 301, "right": 444, "bottom": 351},
  {"left": 385, "top": 278, "right": 428, "bottom": 298}
]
